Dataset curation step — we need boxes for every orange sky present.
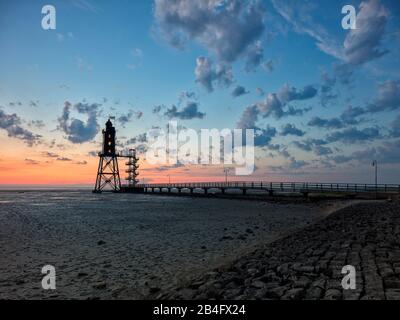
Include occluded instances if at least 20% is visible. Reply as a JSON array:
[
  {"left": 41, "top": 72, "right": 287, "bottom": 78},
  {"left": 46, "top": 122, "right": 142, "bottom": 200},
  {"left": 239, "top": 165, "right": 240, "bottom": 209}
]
[{"left": 0, "top": 133, "right": 237, "bottom": 185}]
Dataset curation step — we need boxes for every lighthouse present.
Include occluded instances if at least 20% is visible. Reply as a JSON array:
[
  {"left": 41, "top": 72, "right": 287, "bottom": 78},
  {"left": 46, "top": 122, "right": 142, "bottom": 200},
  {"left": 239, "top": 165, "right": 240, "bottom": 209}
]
[
  {"left": 93, "top": 118, "right": 121, "bottom": 193},
  {"left": 93, "top": 118, "right": 142, "bottom": 193}
]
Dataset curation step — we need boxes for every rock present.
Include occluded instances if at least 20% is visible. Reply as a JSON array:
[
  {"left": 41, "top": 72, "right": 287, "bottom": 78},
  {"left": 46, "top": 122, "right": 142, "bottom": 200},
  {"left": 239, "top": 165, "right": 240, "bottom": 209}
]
[
  {"left": 237, "top": 235, "right": 247, "bottom": 240},
  {"left": 220, "top": 236, "right": 233, "bottom": 241},
  {"left": 189, "top": 280, "right": 205, "bottom": 289},
  {"left": 265, "top": 286, "right": 287, "bottom": 299},
  {"left": 251, "top": 280, "right": 266, "bottom": 289},
  {"left": 384, "top": 278, "right": 400, "bottom": 289},
  {"left": 385, "top": 289, "right": 400, "bottom": 300},
  {"left": 277, "top": 263, "right": 290, "bottom": 275},
  {"left": 224, "top": 288, "right": 243, "bottom": 299},
  {"left": 149, "top": 286, "right": 161, "bottom": 294},
  {"left": 247, "top": 268, "right": 259, "bottom": 276},
  {"left": 324, "top": 289, "right": 342, "bottom": 300},
  {"left": 93, "top": 282, "right": 107, "bottom": 290},
  {"left": 293, "top": 276, "right": 311, "bottom": 288},
  {"left": 380, "top": 267, "right": 394, "bottom": 278},
  {"left": 282, "top": 288, "right": 304, "bottom": 300},
  {"left": 305, "top": 287, "right": 323, "bottom": 300}
]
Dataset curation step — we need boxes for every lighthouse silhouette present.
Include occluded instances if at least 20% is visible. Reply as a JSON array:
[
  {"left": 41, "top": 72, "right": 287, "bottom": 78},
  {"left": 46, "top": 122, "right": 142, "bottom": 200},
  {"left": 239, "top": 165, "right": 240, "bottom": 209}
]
[
  {"left": 93, "top": 118, "right": 121, "bottom": 192},
  {"left": 93, "top": 118, "right": 141, "bottom": 193}
]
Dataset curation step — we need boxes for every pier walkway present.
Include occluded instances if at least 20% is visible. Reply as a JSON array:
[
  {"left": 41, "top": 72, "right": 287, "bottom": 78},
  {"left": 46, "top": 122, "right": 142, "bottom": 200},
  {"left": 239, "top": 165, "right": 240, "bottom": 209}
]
[{"left": 125, "top": 182, "right": 400, "bottom": 198}]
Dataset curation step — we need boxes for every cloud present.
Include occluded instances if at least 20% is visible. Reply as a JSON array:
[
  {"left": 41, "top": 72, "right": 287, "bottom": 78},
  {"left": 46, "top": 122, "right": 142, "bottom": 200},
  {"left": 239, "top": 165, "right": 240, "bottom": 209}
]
[
  {"left": 57, "top": 157, "right": 72, "bottom": 161},
  {"left": 293, "top": 140, "right": 313, "bottom": 152},
  {"left": 352, "top": 139, "right": 400, "bottom": 164},
  {"left": 340, "top": 106, "right": 366, "bottom": 125},
  {"left": 231, "top": 85, "right": 249, "bottom": 98},
  {"left": 293, "top": 138, "right": 331, "bottom": 155},
  {"left": 280, "top": 123, "right": 305, "bottom": 137},
  {"left": 152, "top": 105, "right": 165, "bottom": 114},
  {"left": 154, "top": 0, "right": 266, "bottom": 64},
  {"left": 164, "top": 101, "right": 206, "bottom": 120},
  {"left": 75, "top": 161, "right": 88, "bottom": 165},
  {"left": 278, "top": 83, "right": 318, "bottom": 102},
  {"left": 308, "top": 117, "right": 344, "bottom": 130},
  {"left": 178, "top": 91, "right": 197, "bottom": 104},
  {"left": 391, "top": 114, "right": 400, "bottom": 138},
  {"left": 320, "top": 71, "right": 338, "bottom": 107},
  {"left": 288, "top": 157, "right": 309, "bottom": 169},
  {"left": 333, "top": 80, "right": 400, "bottom": 120},
  {"left": 236, "top": 83, "right": 315, "bottom": 143},
  {"left": 333, "top": 63, "right": 355, "bottom": 86},
  {"left": 126, "top": 133, "right": 148, "bottom": 145},
  {"left": 8, "top": 101, "right": 22, "bottom": 107},
  {"left": 254, "top": 126, "right": 277, "bottom": 147},
  {"left": 236, "top": 105, "right": 260, "bottom": 130},
  {"left": 272, "top": 0, "right": 389, "bottom": 67},
  {"left": 326, "top": 126, "right": 381, "bottom": 144},
  {"left": 343, "top": 0, "right": 389, "bottom": 65},
  {"left": 244, "top": 41, "right": 264, "bottom": 72},
  {"left": 0, "top": 108, "right": 41, "bottom": 146},
  {"left": 308, "top": 104, "right": 368, "bottom": 130},
  {"left": 313, "top": 145, "right": 333, "bottom": 156},
  {"left": 42, "top": 152, "right": 59, "bottom": 158},
  {"left": 367, "top": 80, "right": 400, "bottom": 113},
  {"left": 25, "top": 158, "right": 39, "bottom": 165},
  {"left": 235, "top": 105, "right": 276, "bottom": 147},
  {"left": 262, "top": 59, "right": 275, "bottom": 73},
  {"left": 117, "top": 110, "right": 143, "bottom": 127},
  {"left": 70, "top": 0, "right": 100, "bottom": 14},
  {"left": 256, "top": 87, "right": 265, "bottom": 96},
  {"left": 127, "top": 48, "right": 144, "bottom": 70},
  {"left": 76, "top": 57, "right": 93, "bottom": 71},
  {"left": 271, "top": 0, "right": 343, "bottom": 60},
  {"left": 256, "top": 83, "right": 316, "bottom": 119},
  {"left": 195, "top": 57, "right": 233, "bottom": 92},
  {"left": 29, "top": 100, "right": 39, "bottom": 107},
  {"left": 58, "top": 101, "right": 100, "bottom": 144},
  {"left": 28, "top": 120, "right": 45, "bottom": 129},
  {"left": 331, "top": 139, "right": 400, "bottom": 165}
]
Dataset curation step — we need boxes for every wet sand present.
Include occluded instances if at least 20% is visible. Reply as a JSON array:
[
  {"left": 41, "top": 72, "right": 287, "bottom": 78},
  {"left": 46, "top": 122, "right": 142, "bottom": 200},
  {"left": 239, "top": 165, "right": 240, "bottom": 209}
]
[{"left": 0, "top": 190, "right": 342, "bottom": 299}]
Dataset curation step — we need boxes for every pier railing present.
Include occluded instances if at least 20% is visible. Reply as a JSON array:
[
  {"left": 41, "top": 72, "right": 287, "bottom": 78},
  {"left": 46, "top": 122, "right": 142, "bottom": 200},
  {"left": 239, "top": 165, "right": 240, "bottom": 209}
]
[{"left": 136, "top": 182, "right": 400, "bottom": 194}]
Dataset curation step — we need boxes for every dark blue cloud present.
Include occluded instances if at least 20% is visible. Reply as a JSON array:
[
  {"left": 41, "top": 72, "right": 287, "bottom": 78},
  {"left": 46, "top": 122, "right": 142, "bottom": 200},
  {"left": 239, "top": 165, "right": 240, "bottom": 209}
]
[
  {"left": 58, "top": 101, "right": 100, "bottom": 144},
  {"left": 0, "top": 108, "right": 41, "bottom": 146},
  {"left": 164, "top": 101, "right": 205, "bottom": 120},
  {"left": 280, "top": 123, "right": 305, "bottom": 137},
  {"left": 326, "top": 127, "right": 381, "bottom": 144},
  {"left": 231, "top": 85, "right": 249, "bottom": 98}
]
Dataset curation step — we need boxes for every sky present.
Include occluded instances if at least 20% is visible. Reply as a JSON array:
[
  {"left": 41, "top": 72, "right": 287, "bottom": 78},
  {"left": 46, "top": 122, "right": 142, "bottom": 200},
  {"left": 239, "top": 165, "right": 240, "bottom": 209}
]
[{"left": 0, "top": 0, "right": 400, "bottom": 185}]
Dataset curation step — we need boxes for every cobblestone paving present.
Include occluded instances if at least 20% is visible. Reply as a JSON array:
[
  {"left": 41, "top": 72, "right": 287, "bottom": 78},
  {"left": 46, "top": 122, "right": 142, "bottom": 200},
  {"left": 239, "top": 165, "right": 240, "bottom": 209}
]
[{"left": 158, "top": 200, "right": 400, "bottom": 300}]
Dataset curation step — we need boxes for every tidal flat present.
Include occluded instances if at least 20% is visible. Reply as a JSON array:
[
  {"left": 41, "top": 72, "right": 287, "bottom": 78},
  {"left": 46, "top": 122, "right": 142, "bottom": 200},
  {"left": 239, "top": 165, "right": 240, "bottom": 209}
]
[{"left": 0, "top": 190, "right": 346, "bottom": 299}]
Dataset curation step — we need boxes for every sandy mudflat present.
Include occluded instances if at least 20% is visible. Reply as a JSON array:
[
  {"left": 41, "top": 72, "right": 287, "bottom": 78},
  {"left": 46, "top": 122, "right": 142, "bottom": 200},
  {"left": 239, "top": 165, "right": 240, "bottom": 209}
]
[{"left": 0, "top": 190, "right": 347, "bottom": 299}]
